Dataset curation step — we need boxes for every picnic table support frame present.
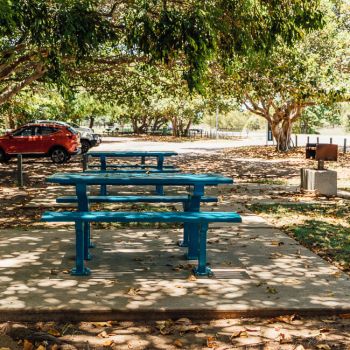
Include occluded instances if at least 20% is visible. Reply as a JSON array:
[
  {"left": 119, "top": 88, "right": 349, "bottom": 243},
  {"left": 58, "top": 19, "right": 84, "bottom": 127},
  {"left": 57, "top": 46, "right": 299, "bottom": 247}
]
[
  {"left": 71, "top": 220, "right": 91, "bottom": 276},
  {"left": 181, "top": 185, "right": 204, "bottom": 259},
  {"left": 193, "top": 223, "right": 211, "bottom": 276},
  {"left": 155, "top": 155, "right": 165, "bottom": 195},
  {"left": 76, "top": 183, "right": 94, "bottom": 254}
]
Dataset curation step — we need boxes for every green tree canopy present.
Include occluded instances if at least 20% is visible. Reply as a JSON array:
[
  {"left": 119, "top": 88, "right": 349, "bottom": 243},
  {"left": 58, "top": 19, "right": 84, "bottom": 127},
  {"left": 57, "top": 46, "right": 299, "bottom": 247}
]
[{"left": 219, "top": 0, "right": 349, "bottom": 150}]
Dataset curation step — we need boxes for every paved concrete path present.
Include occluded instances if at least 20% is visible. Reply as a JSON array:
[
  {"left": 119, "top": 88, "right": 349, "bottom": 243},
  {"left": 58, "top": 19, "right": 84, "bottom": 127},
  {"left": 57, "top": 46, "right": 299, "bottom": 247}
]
[
  {"left": 95, "top": 136, "right": 267, "bottom": 154},
  {"left": 1, "top": 206, "right": 350, "bottom": 321}
]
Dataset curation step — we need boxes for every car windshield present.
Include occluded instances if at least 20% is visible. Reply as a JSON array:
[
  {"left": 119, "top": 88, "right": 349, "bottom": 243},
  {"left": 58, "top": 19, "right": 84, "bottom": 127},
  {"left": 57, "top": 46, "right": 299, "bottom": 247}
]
[{"left": 67, "top": 126, "right": 78, "bottom": 134}]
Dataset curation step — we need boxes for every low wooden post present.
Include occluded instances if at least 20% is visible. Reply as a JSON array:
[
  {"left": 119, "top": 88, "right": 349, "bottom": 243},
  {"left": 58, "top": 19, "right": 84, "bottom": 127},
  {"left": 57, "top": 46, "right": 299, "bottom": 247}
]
[
  {"left": 82, "top": 154, "right": 88, "bottom": 171},
  {"left": 17, "top": 154, "right": 24, "bottom": 188},
  {"left": 295, "top": 134, "right": 298, "bottom": 147},
  {"left": 307, "top": 136, "right": 310, "bottom": 144},
  {"left": 344, "top": 139, "right": 347, "bottom": 153},
  {"left": 317, "top": 137, "right": 319, "bottom": 144},
  {"left": 330, "top": 137, "right": 333, "bottom": 144}
]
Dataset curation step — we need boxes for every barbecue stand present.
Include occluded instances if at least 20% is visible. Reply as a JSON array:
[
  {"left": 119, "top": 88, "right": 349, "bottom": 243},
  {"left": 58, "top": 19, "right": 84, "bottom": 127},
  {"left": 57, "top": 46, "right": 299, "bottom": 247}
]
[{"left": 301, "top": 143, "right": 338, "bottom": 196}]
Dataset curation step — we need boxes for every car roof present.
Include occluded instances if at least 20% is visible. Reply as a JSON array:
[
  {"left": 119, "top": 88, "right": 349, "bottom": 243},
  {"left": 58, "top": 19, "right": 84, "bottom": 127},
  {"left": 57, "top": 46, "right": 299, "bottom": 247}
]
[{"left": 23, "top": 122, "right": 67, "bottom": 128}]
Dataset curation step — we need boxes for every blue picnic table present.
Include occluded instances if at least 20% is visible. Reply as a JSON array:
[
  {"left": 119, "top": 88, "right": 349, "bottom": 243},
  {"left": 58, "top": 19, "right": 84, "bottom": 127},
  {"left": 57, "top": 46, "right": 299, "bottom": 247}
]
[
  {"left": 85, "top": 151, "right": 178, "bottom": 195},
  {"left": 46, "top": 172, "right": 233, "bottom": 273}
]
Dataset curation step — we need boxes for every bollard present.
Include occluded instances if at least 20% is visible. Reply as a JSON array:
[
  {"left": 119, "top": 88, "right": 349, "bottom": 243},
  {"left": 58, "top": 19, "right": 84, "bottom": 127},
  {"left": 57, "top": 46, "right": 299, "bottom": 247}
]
[
  {"left": 295, "top": 134, "right": 298, "bottom": 147},
  {"left": 17, "top": 154, "right": 24, "bottom": 188},
  {"left": 317, "top": 137, "right": 319, "bottom": 144},
  {"left": 330, "top": 137, "right": 333, "bottom": 144},
  {"left": 82, "top": 154, "right": 88, "bottom": 171},
  {"left": 344, "top": 139, "right": 347, "bottom": 153}
]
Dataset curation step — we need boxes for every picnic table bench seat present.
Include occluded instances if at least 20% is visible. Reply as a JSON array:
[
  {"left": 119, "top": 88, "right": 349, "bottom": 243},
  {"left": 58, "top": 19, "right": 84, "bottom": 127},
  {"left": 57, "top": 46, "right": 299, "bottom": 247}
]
[
  {"left": 42, "top": 210, "right": 242, "bottom": 277},
  {"left": 87, "top": 164, "right": 177, "bottom": 169},
  {"left": 84, "top": 169, "right": 180, "bottom": 174},
  {"left": 56, "top": 195, "right": 218, "bottom": 204}
]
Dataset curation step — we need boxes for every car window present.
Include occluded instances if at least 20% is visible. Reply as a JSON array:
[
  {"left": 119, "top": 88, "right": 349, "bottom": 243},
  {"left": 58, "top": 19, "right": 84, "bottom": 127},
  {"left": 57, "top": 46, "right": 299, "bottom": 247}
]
[
  {"left": 12, "top": 127, "right": 33, "bottom": 137},
  {"left": 40, "top": 126, "right": 58, "bottom": 135}
]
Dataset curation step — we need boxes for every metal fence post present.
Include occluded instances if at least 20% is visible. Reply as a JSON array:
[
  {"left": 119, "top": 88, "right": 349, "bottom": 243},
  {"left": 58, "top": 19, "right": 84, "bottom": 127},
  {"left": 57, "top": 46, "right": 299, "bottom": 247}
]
[{"left": 17, "top": 154, "right": 23, "bottom": 188}]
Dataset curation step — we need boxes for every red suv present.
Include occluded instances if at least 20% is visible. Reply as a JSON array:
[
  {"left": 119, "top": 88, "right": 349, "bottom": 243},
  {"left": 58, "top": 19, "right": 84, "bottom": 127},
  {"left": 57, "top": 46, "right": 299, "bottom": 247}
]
[{"left": 0, "top": 122, "right": 81, "bottom": 163}]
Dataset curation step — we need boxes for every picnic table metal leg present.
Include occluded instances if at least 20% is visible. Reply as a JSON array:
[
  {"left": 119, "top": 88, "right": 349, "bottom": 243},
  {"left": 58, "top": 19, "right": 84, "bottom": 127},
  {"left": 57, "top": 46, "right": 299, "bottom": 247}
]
[
  {"left": 76, "top": 184, "right": 94, "bottom": 255},
  {"left": 71, "top": 220, "right": 91, "bottom": 276},
  {"left": 193, "top": 223, "right": 211, "bottom": 276},
  {"left": 178, "top": 201, "right": 189, "bottom": 247},
  {"left": 184, "top": 188, "right": 203, "bottom": 259},
  {"left": 155, "top": 156, "right": 164, "bottom": 195},
  {"left": 155, "top": 185, "right": 164, "bottom": 195}
]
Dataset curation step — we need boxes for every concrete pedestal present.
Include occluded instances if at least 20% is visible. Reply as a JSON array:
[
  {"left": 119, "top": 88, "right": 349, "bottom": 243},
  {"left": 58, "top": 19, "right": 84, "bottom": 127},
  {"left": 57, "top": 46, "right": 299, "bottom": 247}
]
[{"left": 301, "top": 168, "right": 337, "bottom": 196}]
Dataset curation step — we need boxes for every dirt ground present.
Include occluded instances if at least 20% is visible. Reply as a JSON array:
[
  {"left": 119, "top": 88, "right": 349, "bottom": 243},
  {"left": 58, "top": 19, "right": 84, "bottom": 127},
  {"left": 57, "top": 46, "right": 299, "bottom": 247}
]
[
  {"left": 2, "top": 315, "right": 350, "bottom": 350},
  {"left": 1, "top": 146, "right": 350, "bottom": 349}
]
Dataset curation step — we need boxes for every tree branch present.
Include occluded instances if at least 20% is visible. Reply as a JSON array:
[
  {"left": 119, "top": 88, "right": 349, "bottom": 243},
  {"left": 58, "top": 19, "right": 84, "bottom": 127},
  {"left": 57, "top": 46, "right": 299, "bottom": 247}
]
[{"left": 0, "top": 64, "right": 46, "bottom": 106}]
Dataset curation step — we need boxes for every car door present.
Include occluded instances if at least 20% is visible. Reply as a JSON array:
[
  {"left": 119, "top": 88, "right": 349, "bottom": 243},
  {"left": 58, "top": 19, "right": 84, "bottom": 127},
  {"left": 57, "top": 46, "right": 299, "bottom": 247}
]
[
  {"left": 8, "top": 125, "right": 42, "bottom": 154},
  {"left": 8, "top": 126, "right": 35, "bottom": 154},
  {"left": 39, "top": 126, "right": 60, "bottom": 153}
]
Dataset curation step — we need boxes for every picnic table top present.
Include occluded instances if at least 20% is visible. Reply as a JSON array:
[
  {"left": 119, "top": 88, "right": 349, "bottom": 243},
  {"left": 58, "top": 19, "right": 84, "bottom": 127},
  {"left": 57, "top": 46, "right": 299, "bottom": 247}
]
[
  {"left": 87, "top": 151, "right": 178, "bottom": 157},
  {"left": 47, "top": 172, "right": 233, "bottom": 186}
]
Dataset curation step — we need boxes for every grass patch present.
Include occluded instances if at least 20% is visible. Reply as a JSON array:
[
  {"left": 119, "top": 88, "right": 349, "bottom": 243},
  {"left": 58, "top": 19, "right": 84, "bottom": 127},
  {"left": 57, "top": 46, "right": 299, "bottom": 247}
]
[{"left": 248, "top": 202, "right": 350, "bottom": 270}]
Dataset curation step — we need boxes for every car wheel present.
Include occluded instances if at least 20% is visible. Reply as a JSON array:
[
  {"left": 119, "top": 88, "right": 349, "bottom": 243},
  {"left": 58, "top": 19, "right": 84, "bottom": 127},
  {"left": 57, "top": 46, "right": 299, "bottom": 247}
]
[
  {"left": 50, "top": 147, "right": 68, "bottom": 164},
  {"left": 0, "top": 148, "right": 10, "bottom": 163},
  {"left": 81, "top": 140, "right": 91, "bottom": 154}
]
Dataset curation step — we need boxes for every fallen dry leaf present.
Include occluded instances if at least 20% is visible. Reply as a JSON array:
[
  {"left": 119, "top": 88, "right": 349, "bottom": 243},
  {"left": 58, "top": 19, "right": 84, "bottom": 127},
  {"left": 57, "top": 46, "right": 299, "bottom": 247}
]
[
  {"left": 278, "top": 332, "right": 292, "bottom": 344},
  {"left": 92, "top": 322, "right": 112, "bottom": 328},
  {"left": 175, "top": 318, "right": 191, "bottom": 325},
  {"left": 316, "top": 345, "right": 331, "bottom": 350},
  {"left": 176, "top": 324, "right": 201, "bottom": 335},
  {"left": 97, "top": 331, "right": 109, "bottom": 338},
  {"left": 230, "top": 330, "right": 248, "bottom": 339},
  {"left": 339, "top": 313, "right": 350, "bottom": 319},
  {"left": 36, "top": 346, "right": 46, "bottom": 350},
  {"left": 187, "top": 274, "right": 197, "bottom": 282},
  {"left": 294, "top": 345, "right": 306, "bottom": 350},
  {"left": 47, "top": 329, "right": 61, "bottom": 337},
  {"left": 266, "top": 286, "right": 278, "bottom": 294},
  {"left": 103, "top": 340, "right": 114, "bottom": 347},
  {"left": 126, "top": 288, "right": 140, "bottom": 296},
  {"left": 271, "top": 240, "right": 285, "bottom": 246},
  {"left": 23, "top": 340, "right": 34, "bottom": 350},
  {"left": 174, "top": 339, "right": 183, "bottom": 348},
  {"left": 269, "top": 314, "right": 298, "bottom": 324},
  {"left": 206, "top": 336, "right": 217, "bottom": 348}
]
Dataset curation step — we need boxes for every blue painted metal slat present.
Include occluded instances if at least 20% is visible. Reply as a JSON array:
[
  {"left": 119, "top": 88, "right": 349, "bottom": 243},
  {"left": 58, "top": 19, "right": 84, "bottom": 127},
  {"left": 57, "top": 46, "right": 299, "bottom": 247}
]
[
  {"left": 42, "top": 211, "right": 242, "bottom": 224},
  {"left": 87, "top": 151, "right": 178, "bottom": 157},
  {"left": 47, "top": 173, "right": 233, "bottom": 186},
  {"left": 56, "top": 195, "right": 218, "bottom": 204}
]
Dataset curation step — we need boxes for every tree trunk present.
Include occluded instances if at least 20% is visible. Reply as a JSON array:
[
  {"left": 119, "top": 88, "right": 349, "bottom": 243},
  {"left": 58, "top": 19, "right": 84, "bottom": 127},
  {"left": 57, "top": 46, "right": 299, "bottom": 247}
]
[
  {"left": 183, "top": 120, "right": 192, "bottom": 137},
  {"left": 89, "top": 116, "right": 95, "bottom": 129},
  {"left": 271, "top": 118, "right": 292, "bottom": 151},
  {"left": 171, "top": 117, "right": 179, "bottom": 137}
]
